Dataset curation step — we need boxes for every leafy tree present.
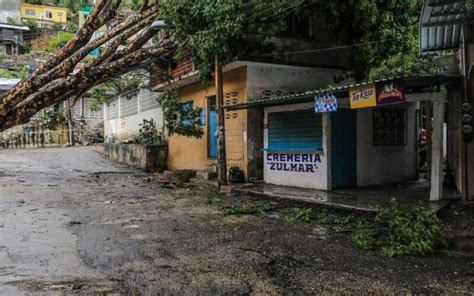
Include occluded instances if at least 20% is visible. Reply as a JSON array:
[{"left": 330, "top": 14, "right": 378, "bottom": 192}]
[
  {"left": 315, "top": 0, "right": 435, "bottom": 80},
  {"left": 159, "top": 0, "right": 293, "bottom": 81},
  {"left": 160, "top": 0, "right": 435, "bottom": 81},
  {"left": 89, "top": 73, "right": 148, "bottom": 112},
  {"left": 56, "top": 0, "right": 89, "bottom": 13},
  {"left": 0, "top": 0, "right": 169, "bottom": 131},
  {"left": 0, "top": 0, "right": 439, "bottom": 132}
]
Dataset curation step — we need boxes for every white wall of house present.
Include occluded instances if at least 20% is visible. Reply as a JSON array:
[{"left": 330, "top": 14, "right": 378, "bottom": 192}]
[
  {"left": 104, "top": 90, "right": 164, "bottom": 141},
  {"left": 246, "top": 62, "right": 344, "bottom": 102},
  {"left": 356, "top": 102, "right": 418, "bottom": 186},
  {"left": 263, "top": 102, "right": 330, "bottom": 190}
]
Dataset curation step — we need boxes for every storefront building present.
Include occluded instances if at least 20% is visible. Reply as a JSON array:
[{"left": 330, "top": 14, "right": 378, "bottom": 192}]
[
  {"left": 226, "top": 76, "right": 455, "bottom": 201},
  {"left": 151, "top": 61, "right": 343, "bottom": 178}
]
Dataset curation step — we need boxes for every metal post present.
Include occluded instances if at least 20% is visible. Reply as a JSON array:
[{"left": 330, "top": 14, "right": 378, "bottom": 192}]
[{"left": 215, "top": 55, "right": 227, "bottom": 188}]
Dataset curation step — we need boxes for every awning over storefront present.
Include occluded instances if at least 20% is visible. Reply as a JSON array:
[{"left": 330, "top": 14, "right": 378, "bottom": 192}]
[{"left": 224, "top": 75, "right": 457, "bottom": 110}]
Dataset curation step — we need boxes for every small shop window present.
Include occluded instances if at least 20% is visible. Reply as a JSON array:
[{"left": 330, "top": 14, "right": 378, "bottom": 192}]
[
  {"left": 268, "top": 109, "right": 323, "bottom": 151},
  {"left": 373, "top": 108, "right": 407, "bottom": 146}
]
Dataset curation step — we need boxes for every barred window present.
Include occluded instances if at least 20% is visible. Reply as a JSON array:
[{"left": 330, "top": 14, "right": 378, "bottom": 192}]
[{"left": 373, "top": 109, "right": 407, "bottom": 146}]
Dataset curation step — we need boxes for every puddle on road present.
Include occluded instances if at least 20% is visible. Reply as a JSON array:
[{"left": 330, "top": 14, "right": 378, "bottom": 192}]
[{"left": 5, "top": 277, "right": 120, "bottom": 295}]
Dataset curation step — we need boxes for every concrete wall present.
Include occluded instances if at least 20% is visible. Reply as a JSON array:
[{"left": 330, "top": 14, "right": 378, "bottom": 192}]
[
  {"left": 96, "top": 143, "right": 168, "bottom": 172},
  {"left": 247, "top": 63, "right": 343, "bottom": 102},
  {"left": 104, "top": 108, "right": 164, "bottom": 141},
  {"left": 263, "top": 103, "right": 330, "bottom": 190},
  {"left": 168, "top": 67, "right": 248, "bottom": 172},
  {"left": 356, "top": 102, "right": 418, "bottom": 186}
]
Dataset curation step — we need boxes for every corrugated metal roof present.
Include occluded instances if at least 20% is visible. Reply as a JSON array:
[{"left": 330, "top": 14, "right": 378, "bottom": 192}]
[
  {"left": 420, "top": 0, "right": 466, "bottom": 53},
  {"left": 224, "top": 75, "right": 457, "bottom": 110},
  {"left": 0, "top": 22, "right": 30, "bottom": 31}
]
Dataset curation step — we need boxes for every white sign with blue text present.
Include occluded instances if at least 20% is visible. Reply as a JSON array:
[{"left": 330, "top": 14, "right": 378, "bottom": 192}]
[{"left": 314, "top": 93, "right": 338, "bottom": 113}]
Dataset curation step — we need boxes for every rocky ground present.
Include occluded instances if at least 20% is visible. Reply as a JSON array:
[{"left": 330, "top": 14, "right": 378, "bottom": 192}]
[{"left": 0, "top": 147, "right": 472, "bottom": 295}]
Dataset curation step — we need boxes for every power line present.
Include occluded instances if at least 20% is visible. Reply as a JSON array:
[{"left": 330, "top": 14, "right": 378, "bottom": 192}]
[{"left": 256, "top": 37, "right": 405, "bottom": 56}]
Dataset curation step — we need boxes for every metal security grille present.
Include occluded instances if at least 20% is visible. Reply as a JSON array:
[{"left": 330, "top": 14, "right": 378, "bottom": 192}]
[
  {"left": 268, "top": 109, "right": 323, "bottom": 151},
  {"left": 373, "top": 109, "right": 407, "bottom": 146},
  {"left": 120, "top": 94, "right": 138, "bottom": 118},
  {"left": 106, "top": 98, "right": 119, "bottom": 120},
  {"left": 140, "top": 90, "right": 161, "bottom": 112}
]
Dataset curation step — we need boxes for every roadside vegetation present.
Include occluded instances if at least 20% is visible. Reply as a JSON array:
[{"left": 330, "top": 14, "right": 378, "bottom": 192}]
[{"left": 207, "top": 196, "right": 445, "bottom": 257}]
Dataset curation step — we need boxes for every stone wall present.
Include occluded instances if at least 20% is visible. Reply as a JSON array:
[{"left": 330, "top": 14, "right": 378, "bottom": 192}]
[{"left": 96, "top": 144, "right": 168, "bottom": 172}]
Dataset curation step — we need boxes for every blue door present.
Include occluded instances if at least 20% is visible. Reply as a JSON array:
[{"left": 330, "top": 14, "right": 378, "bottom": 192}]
[
  {"left": 331, "top": 109, "right": 357, "bottom": 189},
  {"left": 208, "top": 97, "right": 218, "bottom": 158}
]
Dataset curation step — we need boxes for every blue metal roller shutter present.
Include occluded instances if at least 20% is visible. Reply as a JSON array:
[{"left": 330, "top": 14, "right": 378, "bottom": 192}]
[{"left": 268, "top": 109, "right": 323, "bottom": 151}]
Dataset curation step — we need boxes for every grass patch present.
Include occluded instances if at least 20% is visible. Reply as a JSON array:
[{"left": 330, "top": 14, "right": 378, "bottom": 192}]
[
  {"left": 222, "top": 202, "right": 272, "bottom": 216},
  {"left": 206, "top": 196, "right": 221, "bottom": 205},
  {"left": 285, "top": 208, "right": 312, "bottom": 223}
]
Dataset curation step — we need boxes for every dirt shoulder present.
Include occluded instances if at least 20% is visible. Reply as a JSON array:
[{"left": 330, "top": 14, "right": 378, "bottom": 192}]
[{"left": 67, "top": 171, "right": 474, "bottom": 295}]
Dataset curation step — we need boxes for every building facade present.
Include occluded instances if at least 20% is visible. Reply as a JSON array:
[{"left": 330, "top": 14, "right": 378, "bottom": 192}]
[
  {"left": 20, "top": 3, "right": 68, "bottom": 29},
  {"left": 151, "top": 61, "right": 343, "bottom": 179},
  {"left": 225, "top": 76, "right": 452, "bottom": 201},
  {"left": 0, "top": 22, "right": 29, "bottom": 55}
]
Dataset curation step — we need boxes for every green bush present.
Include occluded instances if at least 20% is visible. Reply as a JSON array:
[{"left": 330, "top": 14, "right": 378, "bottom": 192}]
[
  {"left": 311, "top": 200, "right": 444, "bottom": 256},
  {"left": 48, "top": 32, "right": 74, "bottom": 51},
  {"left": 376, "top": 199, "right": 444, "bottom": 257},
  {"left": 135, "top": 119, "right": 162, "bottom": 145},
  {"left": 351, "top": 223, "right": 377, "bottom": 250}
]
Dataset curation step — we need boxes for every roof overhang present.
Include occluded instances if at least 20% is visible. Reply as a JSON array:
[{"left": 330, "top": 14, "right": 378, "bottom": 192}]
[
  {"left": 0, "top": 23, "right": 30, "bottom": 31},
  {"left": 420, "top": 0, "right": 467, "bottom": 54},
  {"left": 224, "top": 75, "right": 458, "bottom": 110}
]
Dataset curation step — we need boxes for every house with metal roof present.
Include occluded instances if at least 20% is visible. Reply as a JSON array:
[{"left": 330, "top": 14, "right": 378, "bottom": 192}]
[
  {"left": 0, "top": 22, "right": 29, "bottom": 55},
  {"left": 225, "top": 75, "right": 457, "bottom": 202}
]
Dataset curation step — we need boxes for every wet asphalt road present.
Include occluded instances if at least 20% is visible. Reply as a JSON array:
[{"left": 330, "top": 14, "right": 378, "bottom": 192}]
[
  {"left": 0, "top": 147, "right": 124, "bottom": 295},
  {"left": 0, "top": 147, "right": 473, "bottom": 295}
]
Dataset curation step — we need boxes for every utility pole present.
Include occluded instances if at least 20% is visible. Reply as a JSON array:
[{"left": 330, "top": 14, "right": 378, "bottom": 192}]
[{"left": 215, "top": 55, "right": 227, "bottom": 188}]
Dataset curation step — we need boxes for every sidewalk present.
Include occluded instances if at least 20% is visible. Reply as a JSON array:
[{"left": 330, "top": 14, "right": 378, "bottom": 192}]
[{"left": 231, "top": 180, "right": 454, "bottom": 215}]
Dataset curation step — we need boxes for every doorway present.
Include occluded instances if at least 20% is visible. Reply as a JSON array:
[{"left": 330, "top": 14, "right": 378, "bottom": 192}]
[
  {"left": 208, "top": 96, "right": 218, "bottom": 158},
  {"left": 331, "top": 109, "right": 357, "bottom": 189}
]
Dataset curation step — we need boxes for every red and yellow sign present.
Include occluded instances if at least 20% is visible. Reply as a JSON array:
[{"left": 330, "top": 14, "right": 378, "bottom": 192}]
[{"left": 349, "top": 84, "right": 377, "bottom": 109}]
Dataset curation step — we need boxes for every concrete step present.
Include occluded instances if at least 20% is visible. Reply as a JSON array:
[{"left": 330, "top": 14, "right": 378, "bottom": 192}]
[
  {"left": 196, "top": 170, "right": 218, "bottom": 181},
  {"left": 205, "top": 164, "right": 217, "bottom": 173}
]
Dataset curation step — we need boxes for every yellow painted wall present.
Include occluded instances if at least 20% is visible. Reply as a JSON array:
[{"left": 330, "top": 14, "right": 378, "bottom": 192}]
[
  {"left": 168, "top": 67, "right": 248, "bottom": 174},
  {"left": 20, "top": 4, "right": 68, "bottom": 25}
]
